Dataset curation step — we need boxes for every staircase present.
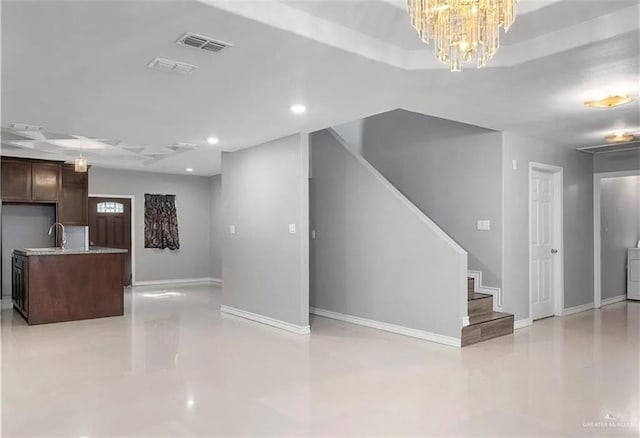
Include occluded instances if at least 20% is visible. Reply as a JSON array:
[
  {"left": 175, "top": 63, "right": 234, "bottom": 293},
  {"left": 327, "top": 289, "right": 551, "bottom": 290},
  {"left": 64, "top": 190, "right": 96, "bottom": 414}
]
[{"left": 462, "top": 277, "right": 514, "bottom": 346}]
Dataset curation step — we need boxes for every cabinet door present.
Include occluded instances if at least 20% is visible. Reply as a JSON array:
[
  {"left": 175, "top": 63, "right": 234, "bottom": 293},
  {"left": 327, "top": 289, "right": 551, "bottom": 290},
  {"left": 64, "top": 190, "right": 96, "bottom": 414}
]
[
  {"left": 1, "top": 160, "right": 32, "bottom": 201},
  {"left": 31, "top": 163, "right": 61, "bottom": 201},
  {"left": 12, "top": 255, "right": 28, "bottom": 318},
  {"left": 60, "top": 184, "right": 88, "bottom": 225}
]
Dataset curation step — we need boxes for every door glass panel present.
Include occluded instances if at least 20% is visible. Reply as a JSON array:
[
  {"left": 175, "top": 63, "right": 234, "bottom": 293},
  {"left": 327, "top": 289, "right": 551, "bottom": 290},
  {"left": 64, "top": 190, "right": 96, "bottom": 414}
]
[{"left": 96, "top": 202, "right": 124, "bottom": 214}]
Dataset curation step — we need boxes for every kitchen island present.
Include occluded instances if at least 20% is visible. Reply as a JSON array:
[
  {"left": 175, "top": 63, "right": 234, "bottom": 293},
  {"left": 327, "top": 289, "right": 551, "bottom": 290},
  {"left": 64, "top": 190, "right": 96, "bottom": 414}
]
[{"left": 12, "top": 247, "right": 128, "bottom": 325}]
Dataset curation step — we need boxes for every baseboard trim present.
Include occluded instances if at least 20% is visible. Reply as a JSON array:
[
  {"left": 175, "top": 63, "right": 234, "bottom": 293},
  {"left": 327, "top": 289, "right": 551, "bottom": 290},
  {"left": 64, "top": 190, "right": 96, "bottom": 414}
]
[
  {"left": 133, "top": 277, "right": 222, "bottom": 287},
  {"left": 601, "top": 295, "right": 627, "bottom": 307},
  {"left": 468, "top": 270, "right": 503, "bottom": 311},
  {"left": 220, "top": 305, "right": 310, "bottom": 335},
  {"left": 514, "top": 318, "right": 533, "bottom": 329},
  {"left": 563, "top": 302, "right": 594, "bottom": 316},
  {"left": 310, "top": 307, "right": 461, "bottom": 348}
]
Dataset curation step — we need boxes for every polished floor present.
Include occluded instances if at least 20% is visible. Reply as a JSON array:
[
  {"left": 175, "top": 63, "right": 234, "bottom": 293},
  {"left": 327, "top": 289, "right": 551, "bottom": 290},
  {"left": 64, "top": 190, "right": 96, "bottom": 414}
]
[{"left": 1, "top": 284, "right": 638, "bottom": 437}]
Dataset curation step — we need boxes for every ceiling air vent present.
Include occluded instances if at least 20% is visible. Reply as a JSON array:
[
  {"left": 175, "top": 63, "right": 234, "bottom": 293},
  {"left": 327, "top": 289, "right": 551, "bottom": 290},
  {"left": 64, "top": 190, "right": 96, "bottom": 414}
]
[
  {"left": 147, "top": 57, "right": 197, "bottom": 75},
  {"left": 176, "top": 32, "right": 231, "bottom": 53}
]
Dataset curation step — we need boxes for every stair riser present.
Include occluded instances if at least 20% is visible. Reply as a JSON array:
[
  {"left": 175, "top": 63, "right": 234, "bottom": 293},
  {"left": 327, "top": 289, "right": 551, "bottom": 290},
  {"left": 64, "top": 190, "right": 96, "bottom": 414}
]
[
  {"left": 468, "top": 296, "right": 493, "bottom": 317},
  {"left": 462, "top": 316, "right": 514, "bottom": 347}
]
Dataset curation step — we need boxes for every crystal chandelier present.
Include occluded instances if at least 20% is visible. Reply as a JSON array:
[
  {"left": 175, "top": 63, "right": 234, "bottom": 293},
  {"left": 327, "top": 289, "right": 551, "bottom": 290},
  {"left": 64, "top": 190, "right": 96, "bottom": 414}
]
[{"left": 408, "top": 0, "right": 518, "bottom": 71}]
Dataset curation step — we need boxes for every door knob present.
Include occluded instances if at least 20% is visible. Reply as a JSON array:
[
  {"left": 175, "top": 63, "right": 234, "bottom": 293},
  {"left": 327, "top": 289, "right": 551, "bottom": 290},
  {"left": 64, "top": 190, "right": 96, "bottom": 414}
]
[{"left": 551, "top": 248, "right": 558, "bottom": 254}]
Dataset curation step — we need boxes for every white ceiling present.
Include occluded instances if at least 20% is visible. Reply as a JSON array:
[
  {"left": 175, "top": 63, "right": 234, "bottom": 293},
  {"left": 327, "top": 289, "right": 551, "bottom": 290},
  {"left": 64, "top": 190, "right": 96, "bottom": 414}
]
[{"left": 1, "top": 0, "right": 638, "bottom": 175}]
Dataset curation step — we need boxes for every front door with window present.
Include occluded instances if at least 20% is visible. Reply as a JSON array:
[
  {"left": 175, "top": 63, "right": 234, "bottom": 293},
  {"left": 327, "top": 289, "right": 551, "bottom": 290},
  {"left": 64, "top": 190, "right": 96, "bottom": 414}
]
[{"left": 89, "top": 197, "right": 132, "bottom": 286}]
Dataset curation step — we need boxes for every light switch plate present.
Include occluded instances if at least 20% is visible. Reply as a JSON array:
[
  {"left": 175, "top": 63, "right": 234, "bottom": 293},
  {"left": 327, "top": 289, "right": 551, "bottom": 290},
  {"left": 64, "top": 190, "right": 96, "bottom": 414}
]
[
  {"left": 311, "top": 230, "right": 316, "bottom": 239},
  {"left": 229, "top": 225, "right": 236, "bottom": 234},
  {"left": 477, "top": 220, "right": 491, "bottom": 231},
  {"left": 289, "top": 224, "right": 296, "bottom": 234},
  {"left": 512, "top": 160, "right": 518, "bottom": 170}
]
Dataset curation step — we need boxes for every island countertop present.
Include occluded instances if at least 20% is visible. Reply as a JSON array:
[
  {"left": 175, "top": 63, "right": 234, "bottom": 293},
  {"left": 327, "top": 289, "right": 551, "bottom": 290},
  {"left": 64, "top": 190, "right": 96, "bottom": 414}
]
[{"left": 13, "top": 247, "right": 128, "bottom": 256}]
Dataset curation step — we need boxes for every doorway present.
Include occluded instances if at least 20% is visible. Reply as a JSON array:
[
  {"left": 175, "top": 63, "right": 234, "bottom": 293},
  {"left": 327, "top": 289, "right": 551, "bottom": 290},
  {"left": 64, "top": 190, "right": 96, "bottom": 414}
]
[
  {"left": 89, "top": 196, "right": 132, "bottom": 286},
  {"left": 529, "top": 163, "right": 564, "bottom": 320},
  {"left": 593, "top": 170, "right": 640, "bottom": 307}
]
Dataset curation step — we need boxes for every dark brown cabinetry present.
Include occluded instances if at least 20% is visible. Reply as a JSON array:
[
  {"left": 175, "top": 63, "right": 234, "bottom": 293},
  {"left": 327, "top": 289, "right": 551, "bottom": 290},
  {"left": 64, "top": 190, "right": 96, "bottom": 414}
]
[
  {"left": 31, "top": 162, "right": 62, "bottom": 201},
  {"left": 11, "top": 250, "right": 125, "bottom": 325},
  {"left": 1, "top": 160, "right": 32, "bottom": 201},
  {"left": 59, "top": 165, "right": 88, "bottom": 225},
  {"left": 1, "top": 157, "right": 88, "bottom": 225},
  {"left": 12, "top": 254, "right": 28, "bottom": 319}
]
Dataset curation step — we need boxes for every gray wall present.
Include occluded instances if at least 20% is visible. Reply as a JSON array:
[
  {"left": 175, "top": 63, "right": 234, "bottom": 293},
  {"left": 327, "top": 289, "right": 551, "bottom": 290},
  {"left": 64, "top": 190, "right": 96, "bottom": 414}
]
[
  {"left": 601, "top": 175, "right": 640, "bottom": 298},
  {"left": 359, "top": 109, "right": 503, "bottom": 287},
  {"left": 2, "top": 204, "right": 56, "bottom": 297},
  {"left": 210, "top": 174, "right": 223, "bottom": 280},
  {"left": 502, "top": 132, "right": 594, "bottom": 320},
  {"left": 89, "top": 167, "right": 213, "bottom": 283},
  {"left": 222, "top": 134, "right": 309, "bottom": 328},
  {"left": 594, "top": 149, "right": 640, "bottom": 173},
  {"left": 311, "top": 130, "right": 466, "bottom": 339}
]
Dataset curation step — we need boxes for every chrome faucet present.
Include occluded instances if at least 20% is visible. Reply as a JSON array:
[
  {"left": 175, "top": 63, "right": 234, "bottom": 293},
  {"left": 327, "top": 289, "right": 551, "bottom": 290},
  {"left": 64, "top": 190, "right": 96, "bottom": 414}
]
[{"left": 48, "top": 222, "right": 66, "bottom": 250}]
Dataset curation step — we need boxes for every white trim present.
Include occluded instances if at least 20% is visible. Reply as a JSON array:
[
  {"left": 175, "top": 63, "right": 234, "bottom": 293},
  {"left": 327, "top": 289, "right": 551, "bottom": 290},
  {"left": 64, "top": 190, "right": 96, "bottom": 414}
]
[
  {"left": 468, "top": 270, "right": 503, "bottom": 311},
  {"left": 563, "top": 302, "right": 594, "bottom": 316},
  {"left": 600, "top": 295, "right": 627, "bottom": 307},
  {"left": 514, "top": 318, "right": 533, "bottom": 329},
  {"left": 310, "top": 307, "right": 461, "bottom": 348},
  {"left": 593, "top": 170, "right": 640, "bottom": 309},
  {"left": 462, "top": 316, "right": 470, "bottom": 327},
  {"left": 89, "top": 194, "right": 136, "bottom": 285},
  {"left": 221, "top": 305, "right": 310, "bottom": 335},
  {"left": 528, "top": 163, "right": 565, "bottom": 321},
  {"left": 133, "top": 277, "right": 221, "bottom": 287}
]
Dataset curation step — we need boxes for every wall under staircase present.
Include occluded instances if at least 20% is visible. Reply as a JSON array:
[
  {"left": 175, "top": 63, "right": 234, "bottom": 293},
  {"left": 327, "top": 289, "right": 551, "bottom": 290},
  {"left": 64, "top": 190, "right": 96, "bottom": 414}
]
[{"left": 310, "top": 129, "right": 468, "bottom": 346}]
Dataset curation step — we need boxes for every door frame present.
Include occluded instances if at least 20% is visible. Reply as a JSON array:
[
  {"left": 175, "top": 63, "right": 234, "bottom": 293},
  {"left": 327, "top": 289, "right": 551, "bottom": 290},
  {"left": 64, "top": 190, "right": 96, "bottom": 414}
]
[
  {"left": 593, "top": 169, "right": 640, "bottom": 308},
  {"left": 89, "top": 193, "right": 135, "bottom": 285},
  {"left": 528, "top": 162, "right": 564, "bottom": 320}
]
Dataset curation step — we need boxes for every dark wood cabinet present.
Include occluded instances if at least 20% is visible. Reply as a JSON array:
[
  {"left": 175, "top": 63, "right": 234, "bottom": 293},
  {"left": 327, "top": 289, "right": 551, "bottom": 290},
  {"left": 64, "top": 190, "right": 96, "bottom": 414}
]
[
  {"left": 12, "top": 250, "right": 124, "bottom": 325},
  {"left": 1, "top": 158, "right": 88, "bottom": 225},
  {"left": 1, "top": 160, "right": 32, "bottom": 201},
  {"left": 31, "top": 162, "right": 62, "bottom": 201},
  {"left": 59, "top": 165, "right": 88, "bottom": 225},
  {"left": 12, "top": 254, "right": 28, "bottom": 319}
]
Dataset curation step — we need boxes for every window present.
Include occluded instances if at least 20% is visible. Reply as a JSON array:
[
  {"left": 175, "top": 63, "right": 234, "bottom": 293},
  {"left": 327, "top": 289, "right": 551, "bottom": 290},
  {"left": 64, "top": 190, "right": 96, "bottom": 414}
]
[{"left": 97, "top": 202, "right": 124, "bottom": 214}]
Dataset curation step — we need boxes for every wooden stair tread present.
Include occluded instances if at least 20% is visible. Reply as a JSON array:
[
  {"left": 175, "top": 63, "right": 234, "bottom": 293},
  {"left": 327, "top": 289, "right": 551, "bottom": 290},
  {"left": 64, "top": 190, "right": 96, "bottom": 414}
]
[
  {"left": 467, "top": 311, "right": 513, "bottom": 326},
  {"left": 468, "top": 292, "right": 491, "bottom": 301}
]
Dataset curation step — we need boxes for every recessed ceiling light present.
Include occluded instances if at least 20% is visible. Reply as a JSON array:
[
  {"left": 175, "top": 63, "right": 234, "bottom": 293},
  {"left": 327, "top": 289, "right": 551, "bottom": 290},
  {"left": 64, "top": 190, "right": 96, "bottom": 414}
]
[
  {"left": 207, "top": 137, "right": 219, "bottom": 145},
  {"left": 185, "top": 168, "right": 193, "bottom": 172},
  {"left": 605, "top": 132, "right": 637, "bottom": 143},
  {"left": 584, "top": 94, "right": 635, "bottom": 109},
  {"left": 290, "top": 104, "right": 306, "bottom": 114}
]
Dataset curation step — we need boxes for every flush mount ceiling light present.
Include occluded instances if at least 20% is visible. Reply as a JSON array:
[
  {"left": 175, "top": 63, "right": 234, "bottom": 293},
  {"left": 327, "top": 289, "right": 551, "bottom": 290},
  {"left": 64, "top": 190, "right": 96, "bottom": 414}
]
[
  {"left": 290, "top": 104, "right": 306, "bottom": 114},
  {"left": 407, "top": 0, "right": 518, "bottom": 72},
  {"left": 74, "top": 156, "right": 88, "bottom": 173},
  {"left": 584, "top": 94, "right": 636, "bottom": 109},
  {"left": 207, "top": 137, "right": 219, "bottom": 145},
  {"left": 185, "top": 168, "right": 194, "bottom": 172},
  {"left": 605, "top": 132, "right": 637, "bottom": 143}
]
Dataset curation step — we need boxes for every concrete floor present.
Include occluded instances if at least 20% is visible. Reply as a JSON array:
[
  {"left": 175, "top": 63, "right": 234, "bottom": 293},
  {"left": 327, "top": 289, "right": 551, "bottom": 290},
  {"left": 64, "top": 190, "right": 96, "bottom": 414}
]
[{"left": 1, "top": 284, "right": 638, "bottom": 436}]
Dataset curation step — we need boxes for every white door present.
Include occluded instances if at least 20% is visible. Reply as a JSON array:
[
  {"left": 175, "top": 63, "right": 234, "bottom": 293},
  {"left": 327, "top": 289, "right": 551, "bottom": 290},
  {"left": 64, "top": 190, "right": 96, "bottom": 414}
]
[{"left": 531, "top": 169, "right": 556, "bottom": 320}]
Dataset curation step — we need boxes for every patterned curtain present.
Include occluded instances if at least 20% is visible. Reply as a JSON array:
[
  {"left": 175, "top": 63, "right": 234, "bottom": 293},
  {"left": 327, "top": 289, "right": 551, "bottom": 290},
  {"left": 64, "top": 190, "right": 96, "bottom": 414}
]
[{"left": 144, "top": 194, "right": 180, "bottom": 250}]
